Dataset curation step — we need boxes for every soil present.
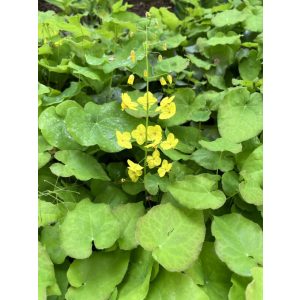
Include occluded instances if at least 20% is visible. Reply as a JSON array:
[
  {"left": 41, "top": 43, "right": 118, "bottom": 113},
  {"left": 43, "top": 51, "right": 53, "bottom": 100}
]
[
  {"left": 38, "top": 0, "right": 61, "bottom": 13},
  {"left": 38, "top": 0, "right": 174, "bottom": 15},
  {"left": 127, "top": 0, "right": 174, "bottom": 16}
]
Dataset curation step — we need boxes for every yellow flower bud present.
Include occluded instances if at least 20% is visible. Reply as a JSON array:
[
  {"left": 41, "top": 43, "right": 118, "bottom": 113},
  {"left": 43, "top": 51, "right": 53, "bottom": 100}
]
[
  {"left": 143, "top": 70, "right": 148, "bottom": 77},
  {"left": 160, "top": 77, "right": 167, "bottom": 86},
  {"left": 163, "top": 43, "right": 167, "bottom": 51},
  {"left": 167, "top": 74, "right": 173, "bottom": 84},
  {"left": 127, "top": 74, "right": 135, "bottom": 85},
  {"left": 130, "top": 50, "right": 136, "bottom": 63},
  {"left": 158, "top": 55, "right": 163, "bottom": 62}
]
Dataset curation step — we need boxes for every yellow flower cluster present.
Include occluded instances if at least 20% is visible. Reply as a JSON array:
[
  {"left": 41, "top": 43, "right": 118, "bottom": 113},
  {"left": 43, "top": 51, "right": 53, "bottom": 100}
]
[
  {"left": 120, "top": 87, "right": 176, "bottom": 120},
  {"left": 115, "top": 46, "right": 179, "bottom": 182},
  {"left": 116, "top": 122, "right": 178, "bottom": 180}
]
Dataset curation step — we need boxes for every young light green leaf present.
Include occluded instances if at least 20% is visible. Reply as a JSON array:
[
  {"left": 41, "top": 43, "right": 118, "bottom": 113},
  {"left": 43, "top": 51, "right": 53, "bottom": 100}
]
[
  {"left": 199, "top": 138, "right": 242, "bottom": 154},
  {"left": 136, "top": 203, "right": 205, "bottom": 272},
  {"left": 218, "top": 88, "right": 263, "bottom": 143},
  {"left": 50, "top": 150, "right": 110, "bottom": 181},
  {"left": 239, "top": 145, "right": 263, "bottom": 205},
  {"left": 38, "top": 199, "right": 62, "bottom": 227},
  {"left": 113, "top": 202, "right": 145, "bottom": 250},
  {"left": 212, "top": 9, "right": 247, "bottom": 27},
  {"left": 65, "top": 101, "right": 140, "bottom": 152},
  {"left": 117, "top": 247, "right": 153, "bottom": 300},
  {"left": 60, "top": 199, "right": 120, "bottom": 259},
  {"left": 245, "top": 267, "right": 263, "bottom": 300},
  {"left": 39, "top": 242, "right": 61, "bottom": 300},
  {"left": 66, "top": 250, "right": 130, "bottom": 300},
  {"left": 211, "top": 213, "right": 263, "bottom": 276},
  {"left": 228, "top": 274, "right": 251, "bottom": 300},
  {"left": 146, "top": 269, "right": 209, "bottom": 300},
  {"left": 167, "top": 174, "right": 226, "bottom": 210}
]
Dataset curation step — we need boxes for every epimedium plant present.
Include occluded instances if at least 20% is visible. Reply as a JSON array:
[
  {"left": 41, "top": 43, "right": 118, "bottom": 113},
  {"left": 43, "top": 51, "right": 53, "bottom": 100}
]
[{"left": 38, "top": 0, "right": 263, "bottom": 300}]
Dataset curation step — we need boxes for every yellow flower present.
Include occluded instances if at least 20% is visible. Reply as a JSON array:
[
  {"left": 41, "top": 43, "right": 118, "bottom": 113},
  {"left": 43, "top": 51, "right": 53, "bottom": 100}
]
[
  {"left": 116, "top": 131, "right": 132, "bottom": 149},
  {"left": 160, "top": 95, "right": 175, "bottom": 107},
  {"left": 127, "top": 159, "right": 143, "bottom": 182},
  {"left": 160, "top": 133, "right": 179, "bottom": 150},
  {"left": 156, "top": 96, "right": 176, "bottom": 119},
  {"left": 158, "top": 54, "right": 163, "bottom": 62},
  {"left": 158, "top": 160, "right": 172, "bottom": 177},
  {"left": 167, "top": 74, "right": 173, "bottom": 84},
  {"left": 131, "top": 124, "right": 146, "bottom": 145},
  {"left": 147, "top": 125, "right": 162, "bottom": 147},
  {"left": 160, "top": 77, "right": 167, "bottom": 86},
  {"left": 143, "top": 70, "right": 148, "bottom": 77},
  {"left": 127, "top": 74, "right": 135, "bottom": 85},
  {"left": 130, "top": 50, "right": 136, "bottom": 63},
  {"left": 146, "top": 149, "right": 162, "bottom": 169},
  {"left": 121, "top": 93, "right": 138, "bottom": 111},
  {"left": 137, "top": 92, "right": 157, "bottom": 110}
]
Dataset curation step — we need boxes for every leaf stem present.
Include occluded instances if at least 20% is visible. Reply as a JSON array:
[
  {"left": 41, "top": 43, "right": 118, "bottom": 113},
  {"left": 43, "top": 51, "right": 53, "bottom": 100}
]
[{"left": 144, "top": 22, "right": 149, "bottom": 178}]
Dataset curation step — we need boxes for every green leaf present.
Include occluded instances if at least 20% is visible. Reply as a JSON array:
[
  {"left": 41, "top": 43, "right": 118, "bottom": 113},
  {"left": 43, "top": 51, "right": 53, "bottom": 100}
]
[
  {"left": 218, "top": 88, "right": 263, "bottom": 143},
  {"left": 222, "top": 171, "right": 240, "bottom": 197},
  {"left": 212, "top": 9, "right": 247, "bottom": 27},
  {"left": 239, "top": 50, "right": 261, "bottom": 81},
  {"left": 167, "top": 174, "right": 226, "bottom": 210},
  {"left": 243, "top": 7, "right": 263, "bottom": 32},
  {"left": 186, "top": 54, "right": 213, "bottom": 70},
  {"left": 48, "top": 261, "right": 70, "bottom": 300},
  {"left": 38, "top": 135, "right": 52, "bottom": 169},
  {"left": 150, "top": 7, "right": 182, "bottom": 30},
  {"left": 144, "top": 173, "right": 168, "bottom": 195},
  {"left": 154, "top": 56, "right": 189, "bottom": 74},
  {"left": 199, "top": 138, "right": 242, "bottom": 154},
  {"left": 117, "top": 247, "right": 153, "bottom": 300},
  {"left": 245, "top": 267, "right": 263, "bottom": 300},
  {"left": 66, "top": 250, "right": 130, "bottom": 300},
  {"left": 68, "top": 61, "right": 101, "bottom": 80},
  {"left": 39, "top": 242, "right": 61, "bottom": 300},
  {"left": 65, "top": 101, "right": 140, "bottom": 152},
  {"left": 228, "top": 274, "right": 251, "bottom": 300},
  {"left": 92, "top": 181, "right": 129, "bottom": 206},
  {"left": 211, "top": 213, "right": 263, "bottom": 276},
  {"left": 60, "top": 199, "right": 120, "bottom": 259},
  {"left": 191, "top": 148, "right": 235, "bottom": 172},
  {"left": 146, "top": 269, "right": 209, "bottom": 300},
  {"left": 199, "top": 32, "right": 241, "bottom": 47},
  {"left": 38, "top": 199, "right": 62, "bottom": 227},
  {"left": 136, "top": 203, "right": 205, "bottom": 272},
  {"left": 239, "top": 145, "right": 263, "bottom": 205},
  {"left": 186, "top": 242, "right": 232, "bottom": 300},
  {"left": 50, "top": 150, "right": 110, "bottom": 181},
  {"left": 39, "top": 106, "right": 83, "bottom": 150},
  {"left": 159, "top": 88, "right": 210, "bottom": 127},
  {"left": 113, "top": 202, "right": 145, "bottom": 250},
  {"left": 41, "top": 223, "right": 66, "bottom": 264},
  {"left": 42, "top": 82, "right": 83, "bottom": 106}
]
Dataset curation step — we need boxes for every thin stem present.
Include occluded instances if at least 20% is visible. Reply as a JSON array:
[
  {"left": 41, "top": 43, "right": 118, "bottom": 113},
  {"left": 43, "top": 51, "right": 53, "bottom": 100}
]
[{"left": 144, "top": 22, "right": 149, "bottom": 177}]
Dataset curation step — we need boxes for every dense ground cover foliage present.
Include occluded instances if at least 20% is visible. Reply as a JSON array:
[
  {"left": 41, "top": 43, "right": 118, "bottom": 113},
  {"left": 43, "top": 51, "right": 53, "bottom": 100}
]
[{"left": 38, "top": 0, "right": 263, "bottom": 299}]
